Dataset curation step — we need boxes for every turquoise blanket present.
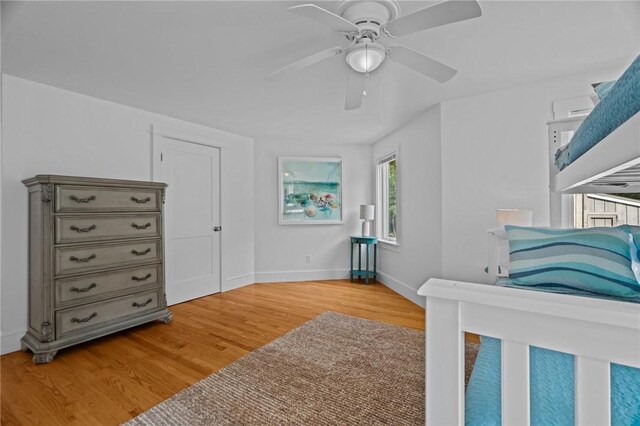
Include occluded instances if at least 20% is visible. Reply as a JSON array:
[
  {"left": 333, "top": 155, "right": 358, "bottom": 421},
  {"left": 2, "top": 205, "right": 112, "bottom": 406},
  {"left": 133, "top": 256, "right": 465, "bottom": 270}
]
[
  {"left": 555, "top": 55, "right": 640, "bottom": 170},
  {"left": 465, "top": 336, "right": 640, "bottom": 425}
]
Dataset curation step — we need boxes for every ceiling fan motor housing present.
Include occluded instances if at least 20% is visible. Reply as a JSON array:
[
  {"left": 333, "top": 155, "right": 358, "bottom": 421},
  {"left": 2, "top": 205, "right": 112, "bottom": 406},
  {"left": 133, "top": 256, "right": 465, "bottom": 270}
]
[{"left": 335, "top": 0, "right": 400, "bottom": 34}]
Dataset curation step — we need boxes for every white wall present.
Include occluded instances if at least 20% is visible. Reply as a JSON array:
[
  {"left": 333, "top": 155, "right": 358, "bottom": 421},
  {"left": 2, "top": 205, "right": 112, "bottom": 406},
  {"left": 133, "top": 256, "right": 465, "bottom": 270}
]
[
  {"left": 1, "top": 75, "right": 255, "bottom": 354},
  {"left": 372, "top": 106, "right": 442, "bottom": 306},
  {"left": 440, "top": 64, "right": 629, "bottom": 284},
  {"left": 0, "top": 5, "right": 4, "bottom": 347},
  {"left": 253, "top": 140, "right": 372, "bottom": 282}
]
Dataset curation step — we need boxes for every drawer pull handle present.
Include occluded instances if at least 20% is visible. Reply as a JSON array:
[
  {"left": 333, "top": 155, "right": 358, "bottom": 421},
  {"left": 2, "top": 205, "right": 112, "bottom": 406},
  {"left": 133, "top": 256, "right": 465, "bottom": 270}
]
[
  {"left": 69, "top": 283, "right": 97, "bottom": 293},
  {"left": 71, "top": 312, "right": 97, "bottom": 323},
  {"left": 69, "top": 254, "right": 96, "bottom": 263},
  {"left": 131, "top": 248, "right": 152, "bottom": 256},
  {"left": 69, "top": 195, "right": 96, "bottom": 204},
  {"left": 132, "top": 298, "right": 153, "bottom": 308},
  {"left": 131, "top": 273, "right": 152, "bottom": 282},
  {"left": 69, "top": 224, "right": 97, "bottom": 233},
  {"left": 131, "top": 196, "right": 152, "bottom": 204},
  {"left": 131, "top": 222, "right": 151, "bottom": 230}
]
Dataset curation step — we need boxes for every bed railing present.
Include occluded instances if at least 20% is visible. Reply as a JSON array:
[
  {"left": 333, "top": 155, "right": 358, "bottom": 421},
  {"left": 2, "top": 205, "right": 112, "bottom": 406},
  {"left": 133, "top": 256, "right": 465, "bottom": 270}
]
[
  {"left": 548, "top": 113, "right": 640, "bottom": 196},
  {"left": 418, "top": 279, "right": 640, "bottom": 426}
]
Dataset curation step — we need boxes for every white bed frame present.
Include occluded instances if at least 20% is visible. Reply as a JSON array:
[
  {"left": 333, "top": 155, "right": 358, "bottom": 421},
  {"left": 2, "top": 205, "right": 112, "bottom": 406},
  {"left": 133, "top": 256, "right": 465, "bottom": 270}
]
[
  {"left": 417, "top": 279, "right": 640, "bottom": 426},
  {"left": 417, "top": 111, "right": 640, "bottom": 425}
]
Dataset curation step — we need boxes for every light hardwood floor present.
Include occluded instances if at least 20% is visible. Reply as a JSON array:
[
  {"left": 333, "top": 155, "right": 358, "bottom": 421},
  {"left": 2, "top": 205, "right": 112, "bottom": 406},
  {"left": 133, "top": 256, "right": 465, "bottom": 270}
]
[{"left": 0, "top": 280, "right": 463, "bottom": 425}]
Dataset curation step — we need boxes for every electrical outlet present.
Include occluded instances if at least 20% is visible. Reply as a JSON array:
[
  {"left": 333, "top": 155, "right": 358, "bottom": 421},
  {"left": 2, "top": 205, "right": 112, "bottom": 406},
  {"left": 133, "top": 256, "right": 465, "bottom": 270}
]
[{"left": 305, "top": 255, "right": 312, "bottom": 264}]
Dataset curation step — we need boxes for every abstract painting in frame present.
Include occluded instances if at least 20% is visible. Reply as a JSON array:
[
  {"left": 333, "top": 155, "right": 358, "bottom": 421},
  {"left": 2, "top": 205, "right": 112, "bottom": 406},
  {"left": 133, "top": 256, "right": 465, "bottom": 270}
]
[{"left": 278, "top": 157, "right": 343, "bottom": 225}]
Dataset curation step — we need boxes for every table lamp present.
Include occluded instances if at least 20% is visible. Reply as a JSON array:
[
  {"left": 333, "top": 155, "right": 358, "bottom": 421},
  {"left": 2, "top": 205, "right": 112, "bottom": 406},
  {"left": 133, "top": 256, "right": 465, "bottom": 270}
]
[
  {"left": 360, "top": 204, "right": 375, "bottom": 237},
  {"left": 493, "top": 209, "right": 533, "bottom": 277},
  {"left": 496, "top": 209, "right": 533, "bottom": 227}
]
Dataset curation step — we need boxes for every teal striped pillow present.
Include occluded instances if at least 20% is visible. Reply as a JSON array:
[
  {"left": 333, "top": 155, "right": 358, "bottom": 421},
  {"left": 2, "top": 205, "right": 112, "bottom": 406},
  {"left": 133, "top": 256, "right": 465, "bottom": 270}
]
[
  {"left": 622, "top": 225, "right": 640, "bottom": 282},
  {"left": 506, "top": 225, "right": 640, "bottom": 299},
  {"left": 623, "top": 225, "right": 640, "bottom": 256}
]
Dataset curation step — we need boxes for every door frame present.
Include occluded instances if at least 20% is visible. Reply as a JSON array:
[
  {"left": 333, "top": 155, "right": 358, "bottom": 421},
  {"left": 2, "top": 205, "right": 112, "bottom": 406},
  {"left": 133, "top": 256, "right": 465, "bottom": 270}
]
[{"left": 150, "top": 125, "right": 225, "bottom": 302}]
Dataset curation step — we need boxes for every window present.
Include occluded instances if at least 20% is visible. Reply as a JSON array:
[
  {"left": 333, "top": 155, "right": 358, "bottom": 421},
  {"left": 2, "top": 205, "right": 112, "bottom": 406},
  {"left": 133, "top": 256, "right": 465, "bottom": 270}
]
[
  {"left": 377, "top": 154, "right": 397, "bottom": 243},
  {"left": 574, "top": 193, "right": 640, "bottom": 228}
]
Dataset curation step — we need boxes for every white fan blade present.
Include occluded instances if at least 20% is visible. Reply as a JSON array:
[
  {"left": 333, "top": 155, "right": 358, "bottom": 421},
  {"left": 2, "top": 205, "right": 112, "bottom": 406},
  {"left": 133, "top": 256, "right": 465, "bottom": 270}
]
[
  {"left": 345, "top": 69, "right": 365, "bottom": 110},
  {"left": 265, "top": 46, "right": 343, "bottom": 80},
  {"left": 388, "top": 45, "right": 457, "bottom": 83},
  {"left": 383, "top": 0, "right": 482, "bottom": 38},
  {"left": 289, "top": 4, "right": 359, "bottom": 33}
]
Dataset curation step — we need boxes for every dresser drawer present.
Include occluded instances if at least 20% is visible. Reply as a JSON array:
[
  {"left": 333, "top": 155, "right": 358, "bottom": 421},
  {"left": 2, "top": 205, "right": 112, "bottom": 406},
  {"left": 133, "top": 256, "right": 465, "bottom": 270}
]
[
  {"left": 56, "top": 265, "right": 161, "bottom": 306},
  {"left": 55, "top": 185, "right": 161, "bottom": 212},
  {"left": 56, "top": 290, "right": 160, "bottom": 338},
  {"left": 56, "top": 214, "right": 161, "bottom": 244},
  {"left": 55, "top": 240, "right": 161, "bottom": 275}
]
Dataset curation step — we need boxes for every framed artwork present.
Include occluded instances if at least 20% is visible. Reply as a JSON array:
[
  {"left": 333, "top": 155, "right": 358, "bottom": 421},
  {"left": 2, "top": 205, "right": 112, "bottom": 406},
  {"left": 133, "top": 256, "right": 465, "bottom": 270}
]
[{"left": 278, "top": 157, "right": 343, "bottom": 225}]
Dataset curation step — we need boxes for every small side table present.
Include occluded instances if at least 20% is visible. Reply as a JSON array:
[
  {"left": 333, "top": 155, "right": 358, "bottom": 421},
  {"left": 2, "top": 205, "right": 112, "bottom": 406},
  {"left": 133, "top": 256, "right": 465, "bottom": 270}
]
[{"left": 350, "top": 236, "right": 377, "bottom": 284}]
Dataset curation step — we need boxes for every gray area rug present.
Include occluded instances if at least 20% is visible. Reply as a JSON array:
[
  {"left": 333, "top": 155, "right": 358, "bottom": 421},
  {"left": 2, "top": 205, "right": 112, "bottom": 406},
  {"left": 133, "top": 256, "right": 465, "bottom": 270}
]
[{"left": 124, "top": 311, "right": 478, "bottom": 426}]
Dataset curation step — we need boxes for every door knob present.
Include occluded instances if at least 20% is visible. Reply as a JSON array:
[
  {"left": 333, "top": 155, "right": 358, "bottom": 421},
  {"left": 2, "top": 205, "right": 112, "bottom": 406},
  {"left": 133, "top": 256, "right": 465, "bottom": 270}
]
[{"left": 213, "top": 226, "right": 222, "bottom": 232}]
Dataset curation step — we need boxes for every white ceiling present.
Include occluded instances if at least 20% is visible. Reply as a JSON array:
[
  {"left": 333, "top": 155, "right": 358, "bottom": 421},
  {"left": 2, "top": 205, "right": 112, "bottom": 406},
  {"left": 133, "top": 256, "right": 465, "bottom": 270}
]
[{"left": 3, "top": 1, "right": 639, "bottom": 144}]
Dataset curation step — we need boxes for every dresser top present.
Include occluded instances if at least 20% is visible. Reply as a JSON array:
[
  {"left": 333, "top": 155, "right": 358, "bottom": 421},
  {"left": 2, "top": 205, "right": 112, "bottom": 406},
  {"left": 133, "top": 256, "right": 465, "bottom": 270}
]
[{"left": 23, "top": 175, "right": 167, "bottom": 189}]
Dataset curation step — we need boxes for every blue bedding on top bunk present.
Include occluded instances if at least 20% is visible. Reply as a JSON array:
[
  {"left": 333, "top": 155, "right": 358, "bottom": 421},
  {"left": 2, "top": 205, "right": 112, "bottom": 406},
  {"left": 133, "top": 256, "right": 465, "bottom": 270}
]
[
  {"left": 465, "top": 336, "right": 640, "bottom": 426},
  {"left": 555, "top": 55, "right": 640, "bottom": 171}
]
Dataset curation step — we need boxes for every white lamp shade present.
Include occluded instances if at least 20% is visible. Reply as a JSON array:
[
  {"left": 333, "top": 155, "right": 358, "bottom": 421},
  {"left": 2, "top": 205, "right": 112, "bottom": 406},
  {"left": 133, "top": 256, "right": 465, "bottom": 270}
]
[
  {"left": 346, "top": 45, "right": 385, "bottom": 73},
  {"left": 360, "top": 204, "right": 375, "bottom": 221},
  {"left": 496, "top": 209, "right": 533, "bottom": 227}
]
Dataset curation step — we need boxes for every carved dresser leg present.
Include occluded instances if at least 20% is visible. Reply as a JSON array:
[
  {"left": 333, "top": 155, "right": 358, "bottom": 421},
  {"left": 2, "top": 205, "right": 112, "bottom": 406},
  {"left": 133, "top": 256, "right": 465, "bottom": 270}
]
[
  {"left": 32, "top": 351, "right": 57, "bottom": 364},
  {"left": 160, "top": 312, "right": 173, "bottom": 324}
]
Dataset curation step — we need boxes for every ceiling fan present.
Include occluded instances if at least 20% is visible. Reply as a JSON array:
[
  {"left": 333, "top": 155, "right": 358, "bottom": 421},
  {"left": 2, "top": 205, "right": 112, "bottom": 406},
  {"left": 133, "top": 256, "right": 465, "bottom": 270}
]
[{"left": 266, "top": 0, "right": 482, "bottom": 110}]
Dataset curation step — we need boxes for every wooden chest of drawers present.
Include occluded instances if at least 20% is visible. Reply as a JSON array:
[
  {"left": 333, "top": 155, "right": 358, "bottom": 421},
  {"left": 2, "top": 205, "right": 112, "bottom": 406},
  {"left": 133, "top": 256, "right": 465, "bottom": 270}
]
[{"left": 21, "top": 175, "right": 172, "bottom": 363}]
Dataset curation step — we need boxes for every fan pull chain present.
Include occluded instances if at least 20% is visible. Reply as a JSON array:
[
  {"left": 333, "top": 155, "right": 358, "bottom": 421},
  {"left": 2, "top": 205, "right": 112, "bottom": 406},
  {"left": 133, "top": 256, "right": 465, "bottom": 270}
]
[
  {"left": 363, "top": 71, "right": 369, "bottom": 97},
  {"left": 365, "top": 43, "right": 369, "bottom": 72},
  {"left": 363, "top": 43, "right": 369, "bottom": 96}
]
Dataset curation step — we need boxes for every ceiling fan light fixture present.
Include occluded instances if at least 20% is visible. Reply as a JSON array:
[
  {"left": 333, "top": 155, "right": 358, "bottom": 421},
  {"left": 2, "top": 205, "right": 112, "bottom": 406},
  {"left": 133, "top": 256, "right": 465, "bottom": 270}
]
[{"left": 346, "top": 43, "right": 385, "bottom": 73}]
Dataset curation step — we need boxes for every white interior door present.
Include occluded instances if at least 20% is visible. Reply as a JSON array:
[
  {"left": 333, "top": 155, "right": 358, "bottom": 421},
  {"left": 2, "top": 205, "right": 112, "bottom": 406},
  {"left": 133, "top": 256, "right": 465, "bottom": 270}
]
[{"left": 154, "top": 136, "right": 221, "bottom": 305}]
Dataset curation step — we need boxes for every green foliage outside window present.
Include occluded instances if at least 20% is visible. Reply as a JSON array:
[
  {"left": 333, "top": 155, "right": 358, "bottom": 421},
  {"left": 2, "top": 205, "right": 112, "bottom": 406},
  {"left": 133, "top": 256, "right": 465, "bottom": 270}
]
[{"left": 388, "top": 160, "right": 397, "bottom": 238}]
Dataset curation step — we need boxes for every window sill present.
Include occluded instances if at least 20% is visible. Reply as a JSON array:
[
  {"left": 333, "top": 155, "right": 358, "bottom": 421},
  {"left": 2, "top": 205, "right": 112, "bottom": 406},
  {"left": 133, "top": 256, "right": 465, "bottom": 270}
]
[{"left": 378, "top": 239, "right": 400, "bottom": 252}]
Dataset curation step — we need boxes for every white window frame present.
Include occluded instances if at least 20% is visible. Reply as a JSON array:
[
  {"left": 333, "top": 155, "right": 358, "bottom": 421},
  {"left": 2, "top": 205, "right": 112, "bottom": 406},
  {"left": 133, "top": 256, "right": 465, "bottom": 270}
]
[{"left": 376, "top": 152, "right": 398, "bottom": 245}]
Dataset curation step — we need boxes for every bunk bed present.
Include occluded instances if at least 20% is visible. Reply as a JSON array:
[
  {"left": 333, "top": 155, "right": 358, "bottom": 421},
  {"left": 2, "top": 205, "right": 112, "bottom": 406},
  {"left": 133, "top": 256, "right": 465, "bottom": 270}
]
[
  {"left": 550, "top": 55, "right": 640, "bottom": 194},
  {"left": 418, "top": 56, "right": 640, "bottom": 426}
]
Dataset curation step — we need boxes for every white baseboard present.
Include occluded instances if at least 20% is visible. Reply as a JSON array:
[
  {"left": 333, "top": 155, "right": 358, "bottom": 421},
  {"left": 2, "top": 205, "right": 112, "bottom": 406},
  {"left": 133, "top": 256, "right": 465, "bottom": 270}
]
[
  {"left": 225, "top": 273, "right": 255, "bottom": 291},
  {"left": 377, "top": 271, "right": 425, "bottom": 308},
  {"left": 255, "top": 268, "right": 349, "bottom": 283},
  {"left": 1, "top": 330, "right": 24, "bottom": 355}
]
